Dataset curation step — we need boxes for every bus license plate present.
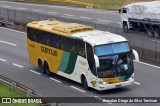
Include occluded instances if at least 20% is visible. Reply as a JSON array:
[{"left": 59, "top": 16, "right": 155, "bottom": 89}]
[{"left": 115, "top": 84, "right": 121, "bottom": 88}]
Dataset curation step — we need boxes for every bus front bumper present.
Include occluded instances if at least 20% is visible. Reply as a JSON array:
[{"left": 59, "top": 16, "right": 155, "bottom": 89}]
[{"left": 97, "top": 78, "right": 134, "bottom": 91}]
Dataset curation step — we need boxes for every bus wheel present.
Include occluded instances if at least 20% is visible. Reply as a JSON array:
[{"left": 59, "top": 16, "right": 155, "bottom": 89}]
[
  {"left": 44, "top": 62, "right": 51, "bottom": 76},
  {"left": 81, "top": 75, "right": 89, "bottom": 90},
  {"left": 38, "top": 59, "right": 45, "bottom": 74}
]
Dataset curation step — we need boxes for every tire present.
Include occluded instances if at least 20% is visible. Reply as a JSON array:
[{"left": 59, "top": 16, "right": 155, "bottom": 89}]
[
  {"left": 123, "top": 22, "right": 129, "bottom": 33},
  {"left": 147, "top": 27, "right": 154, "bottom": 38},
  {"left": 38, "top": 59, "right": 45, "bottom": 74},
  {"left": 154, "top": 27, "right": 160, "bottom": 39},
  {"left": 44, "top": 62, "right": 51, "bottom": 76},
  {"left": 81, "top": 75, "right": 89, "bottom": 90}
]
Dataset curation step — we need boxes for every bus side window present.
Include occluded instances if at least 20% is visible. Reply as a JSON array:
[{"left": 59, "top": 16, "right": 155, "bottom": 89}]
[
  {"left": 69, "top": 39, "right": 77, "bottom": 54},
  {"left": 36, "top": 30, "right": 45, "bottom": 44},
  {"left": 45, "top": 32, "right": 52, "bottom": 46},
  {"left": 52, "top": 34, "right": 58, "bottom": 48},
  {"left": 86, "top": 43, "right": 96, "bottom": 76},
  {"left": 62, "top": 37, "right": 69, "bottom": 52},
  {"left": 77, "top": 40, "right": 86, "bottom": 58},
  {"left": 27, "top": 27, "right": 36, "bottom": 41}
]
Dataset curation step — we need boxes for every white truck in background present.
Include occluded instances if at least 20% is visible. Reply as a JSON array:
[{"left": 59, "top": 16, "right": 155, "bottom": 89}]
[{"left": 120, "top": 1, "right": 160, "bottom": 39}]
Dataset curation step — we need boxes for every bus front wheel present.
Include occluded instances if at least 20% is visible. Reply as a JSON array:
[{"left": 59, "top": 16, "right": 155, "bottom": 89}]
[
  {"left": 38, "top": 59, "right": 45, "bottom": 74},
  {"left": 81, "top": 75, "right": 89, "bottom": 90}
]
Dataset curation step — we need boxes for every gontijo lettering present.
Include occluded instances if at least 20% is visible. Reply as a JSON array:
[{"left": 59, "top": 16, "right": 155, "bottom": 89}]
[{"left": 41, "top": 46, "right": 57, "bottom": 57}]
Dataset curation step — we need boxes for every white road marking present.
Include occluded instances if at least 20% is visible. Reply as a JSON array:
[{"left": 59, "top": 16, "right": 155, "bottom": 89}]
[
  {"left": 137, "top": 61, "right": 160, "bottom": 69},
  {"left": 0, "top": 40, "right": 17, "bottom": 46},
  {"left": 48, "top": 12, "right": 59, "bottom": 14},
  {"left": 70, "top": 86, "right": 85, "bottom": 93},
  {"left": 0, "top": 58, "right": 7, "bottom": 62},
  {"left": 0, "top": 27, "right": 26, "bottom": 34},
  {"left": 80, "top": 17, "right": 92, "bottom": 19},
  {"left": 94, "top": 96, "right": 98, "bottom": 98},
  {"left": 31, "top": 18, "right": 37, "bottom": 20},
  {"left": 116, "top": 22, "right": 121, "bottom": 24},
  {"left": 0, "top": 1, "right": 118, "bottom": 14},
  {"left": 25, "top": 16, "right": 37, "bottom": 20},
  {"left": 17, "top": 7, "right": 26, "bottom": 10},
  {"left": 29, "top": 70, "right": 41, "bottom": 75},
  {"left": 151, "top": 40, "right": 160, "bottom": 43},
  {"left": 12, "top": 63, "right": 24, "bottom": 68},
  {"left": 134, "top": 82, "right": 141, "bottom": 85},
  {"left": 63, "top": 14, "right": 74, "bottom": 17},
  {"left": 97, "top": 19, "right": 110, "bottom": 22},
  {"left": 34, "top": 10, "right": 42, "bottom": 12},
  {"left": 2, "top": 5, "right": 11, "bottom": 8},
  {"left": 1, "top": 27, "right": 160, "bottom": 71},
  {"left": 50, "top": 78, "right": 62, "bottom": 83}
]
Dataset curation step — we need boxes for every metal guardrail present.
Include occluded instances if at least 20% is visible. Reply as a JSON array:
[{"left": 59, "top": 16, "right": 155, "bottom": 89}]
[
  {"left": 0, "top": 5, "right": 159, "bottom": 63},
  {"left": 0, "top": 75, "right": 64, "bottom": 106},
  {"left": 0, "top": 19, "right": 14, "bottom": 26},
  {"left": 0, "top": 75, "right": 41, "bottom": 97}
]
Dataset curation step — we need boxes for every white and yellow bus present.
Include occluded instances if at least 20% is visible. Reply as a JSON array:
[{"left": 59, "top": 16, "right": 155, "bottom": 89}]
[{"left": 27, "top": 19, "right": 139, "bottom": 91}]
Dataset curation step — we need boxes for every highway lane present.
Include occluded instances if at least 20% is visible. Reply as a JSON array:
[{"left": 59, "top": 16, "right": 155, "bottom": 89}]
[
  {"left": 1, "top": 1, "right": 160, "bottom": 53},
  {"left": 0, "top": 1, "right": 120, "bottom": 24},
  {"left": 0, "top": 27, "right": 160, "bottom": 106}
]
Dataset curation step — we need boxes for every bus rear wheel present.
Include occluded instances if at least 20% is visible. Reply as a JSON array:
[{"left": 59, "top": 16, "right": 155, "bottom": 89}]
[
  {"left": 38, "top": 59, "right": 45, "bottom": 74},
  {"left": 81, "top": 75, "right": 89, "bottom": 90},
  {"left": 44, "top": 62, "right": 51, "bottom": 76}
]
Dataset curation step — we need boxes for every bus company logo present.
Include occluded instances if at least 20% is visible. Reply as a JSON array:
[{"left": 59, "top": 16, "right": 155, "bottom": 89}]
[
  {"left": 41, "top": 46, "right": 58, "bottom": 57},
  {"left": 2, "top": 98, "right": 11, "bottom": 103},
  {"left": 79, "top": 60, "right": 87, "bottom": 66}
]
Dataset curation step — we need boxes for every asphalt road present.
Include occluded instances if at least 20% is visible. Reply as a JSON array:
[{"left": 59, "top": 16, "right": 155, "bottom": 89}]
[
  {"left": 0, "top": 26, "right": 160, "bottom": 106},
  {"left": 0, "top": 1, "right": 120, "bottom": 23},
  {"left": 0, "top": 1, "right": 160, "bottom": 53}
]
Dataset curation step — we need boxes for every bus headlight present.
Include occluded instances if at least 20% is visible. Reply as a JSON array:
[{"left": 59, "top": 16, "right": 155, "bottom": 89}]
[
  {"left": 98, "top": 81, "right": 108, "bottom": 84},
  {"left": 128, "top": 74, "right": 134, "bottom": 81}
]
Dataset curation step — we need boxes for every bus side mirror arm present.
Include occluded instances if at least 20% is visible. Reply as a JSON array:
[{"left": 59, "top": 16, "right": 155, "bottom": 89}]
[
  {"left": 132, "top": 49, "right": 139, "bottom": 62},
  {"left": 94, "top": 55, "right": 99, "bottom": 68}
]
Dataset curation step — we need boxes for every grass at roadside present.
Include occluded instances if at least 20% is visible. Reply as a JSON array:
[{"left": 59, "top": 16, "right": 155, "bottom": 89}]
[
  {"left": 26, "top": 0, "right": 153, "bottom": 9},
  {"left": 0, "top": 82, "right": 40, "bottom": 106}
]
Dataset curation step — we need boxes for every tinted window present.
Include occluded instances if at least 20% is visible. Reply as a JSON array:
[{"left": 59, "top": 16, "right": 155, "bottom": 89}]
[
  {"left": 68, "top": 39, "right": 85, "bottom": 57},
  {"left": 36, "top": 30, "right": 45, "bottom": 44},
  {"left": 27, "top": 27, "right": 86, "bottom": 57},
  {"left": 94, "top": 42, "right": 129, "bottom": 56},
  {"left": 77, "top": 40, "right": 85, "bottom": 57},
  {"left": 51, "top": 34, "right": 59, "bottom": 48},
  {"left": 27, "top": 27, "right": 36, "bottom": 41}
]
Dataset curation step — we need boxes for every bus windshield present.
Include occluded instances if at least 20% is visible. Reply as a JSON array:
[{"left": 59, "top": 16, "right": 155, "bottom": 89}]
[{"left": 94, "top": 42, "right": 133, "bottom": 78}]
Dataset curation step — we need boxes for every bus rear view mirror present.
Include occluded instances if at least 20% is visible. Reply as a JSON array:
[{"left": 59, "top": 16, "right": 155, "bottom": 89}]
[
  {"left": 132, "top": 49, "right": 139, "bottom": 62},
  {"left": 94, "top": 55, "right": 99, "bottom": 68}
]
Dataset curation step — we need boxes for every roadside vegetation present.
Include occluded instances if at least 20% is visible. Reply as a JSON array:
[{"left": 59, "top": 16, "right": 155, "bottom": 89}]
[
  {"left": 27, "top": 0, "right": 153, "bottom": 9},
  {"left": 0, "top": 82, "right": 40, "bottom": 106}
]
